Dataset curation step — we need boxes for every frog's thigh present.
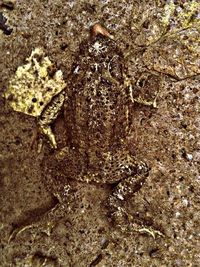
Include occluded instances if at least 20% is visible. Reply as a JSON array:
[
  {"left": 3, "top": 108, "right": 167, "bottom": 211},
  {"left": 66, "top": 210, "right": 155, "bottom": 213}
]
[
  {"left": 100, "top": 149, "right": 149, "bottom": 183},
  {"left": 108, "top": 161, "right": 149, "bottom": 228}
]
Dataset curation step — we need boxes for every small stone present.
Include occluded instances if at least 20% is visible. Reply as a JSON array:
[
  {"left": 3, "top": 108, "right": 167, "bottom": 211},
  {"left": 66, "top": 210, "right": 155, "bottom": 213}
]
[
  {"left": 186, "top": 153, "right": 193, "bottom": 161},
  {"left": 0, "top": 12, "right": 12, "bottom": 35},
  {"left": 1, "top": 0, "right": 16, "bottom": 10},
  {"left": 182, "top": 198, "right": 189, "bottom": 207}
]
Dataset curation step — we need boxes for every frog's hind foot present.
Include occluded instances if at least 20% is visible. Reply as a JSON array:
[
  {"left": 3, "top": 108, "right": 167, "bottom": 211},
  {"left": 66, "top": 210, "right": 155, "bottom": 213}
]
[
  {"left": 109, "top": 193, "right": 163, "bottom": 238},
  {"left": 108, "top": 173, "right": 146, "bottom": 229},
  {"left": 108, "top": 168, "right": 164, "bottom": 238}
]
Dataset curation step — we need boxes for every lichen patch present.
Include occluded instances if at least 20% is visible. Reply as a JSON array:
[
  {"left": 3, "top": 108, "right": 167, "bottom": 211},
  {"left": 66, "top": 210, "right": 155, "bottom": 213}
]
[{"left": 3, "top": 48, "right": 66, "bottom": 117}]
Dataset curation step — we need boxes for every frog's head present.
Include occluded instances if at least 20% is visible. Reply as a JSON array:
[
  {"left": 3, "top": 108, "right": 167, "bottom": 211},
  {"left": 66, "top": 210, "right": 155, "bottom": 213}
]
[{"left": 88, "top": 23, "right": 116, "bottom": 57}]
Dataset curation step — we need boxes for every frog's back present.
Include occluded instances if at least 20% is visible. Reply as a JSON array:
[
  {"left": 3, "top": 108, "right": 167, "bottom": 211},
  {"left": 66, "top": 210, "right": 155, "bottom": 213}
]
[
  {"left": 44, "top": 34, "right": 135, "bottom": 185},
  {"left": 64, "top": 35, "right": 131, "bottom": 165}
]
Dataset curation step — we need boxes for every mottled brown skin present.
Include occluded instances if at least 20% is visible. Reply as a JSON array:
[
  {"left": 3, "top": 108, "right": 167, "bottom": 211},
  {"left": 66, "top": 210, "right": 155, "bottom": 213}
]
[{"left": 43, "top": 33, "right": 150, "bottom": 230}]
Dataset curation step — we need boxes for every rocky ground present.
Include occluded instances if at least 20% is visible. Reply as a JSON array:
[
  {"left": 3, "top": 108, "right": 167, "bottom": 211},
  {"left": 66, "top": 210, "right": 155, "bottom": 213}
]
[{"left": 0, "top": 1, "right": 199, "bottom": 266}]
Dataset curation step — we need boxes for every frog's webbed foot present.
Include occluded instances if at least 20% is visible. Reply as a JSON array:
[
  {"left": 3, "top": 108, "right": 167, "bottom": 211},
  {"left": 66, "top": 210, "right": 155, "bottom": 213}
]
[
  {"left": 108, "top": 162, "right": 163, "bottom": 238},
  {"left": 8, "top": 199, "right": 60, "bottom": 243},
  {"left": 8, "top": 184, "right": 72, "bottom": 243}
]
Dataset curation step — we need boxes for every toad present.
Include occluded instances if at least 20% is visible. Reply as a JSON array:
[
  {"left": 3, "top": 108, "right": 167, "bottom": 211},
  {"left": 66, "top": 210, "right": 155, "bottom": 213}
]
[{"left": 41, "top": 24, "right": 162, "bottom": 237}]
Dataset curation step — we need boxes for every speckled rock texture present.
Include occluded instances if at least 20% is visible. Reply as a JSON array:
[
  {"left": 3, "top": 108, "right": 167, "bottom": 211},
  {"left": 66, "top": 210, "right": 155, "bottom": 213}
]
[{"left": 0, "top": 1, "right": 199, "bottom": 266}]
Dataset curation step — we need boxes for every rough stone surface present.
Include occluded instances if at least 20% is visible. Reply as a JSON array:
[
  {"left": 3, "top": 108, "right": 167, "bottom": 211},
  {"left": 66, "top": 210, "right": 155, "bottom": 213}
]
[{"left": 0, "top": 1, "right": 199, "bottom": 266}]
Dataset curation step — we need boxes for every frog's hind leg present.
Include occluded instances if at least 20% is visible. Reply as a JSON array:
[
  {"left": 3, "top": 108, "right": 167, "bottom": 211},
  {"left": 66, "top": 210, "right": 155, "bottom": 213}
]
[
  {"left": 108, "top": 161, "right": 148, "bottom": 225},
  {"left": 108, "top": 162, "right": 163, "bottom": 238}
]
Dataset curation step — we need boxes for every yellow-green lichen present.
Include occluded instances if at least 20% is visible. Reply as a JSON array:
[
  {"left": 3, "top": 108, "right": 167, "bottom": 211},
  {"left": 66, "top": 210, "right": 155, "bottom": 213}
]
[
  {"left": 161, "top": 0, "right": 175, "bottom": 28},
  {"left": 3, "top": 48, "right": 66, "bottom": 117}
]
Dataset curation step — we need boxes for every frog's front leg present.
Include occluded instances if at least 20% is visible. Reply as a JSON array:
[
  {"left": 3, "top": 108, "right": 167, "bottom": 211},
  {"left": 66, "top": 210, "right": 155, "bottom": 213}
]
[
  {"left": 108, "top": 162, "right": 163, "bottom": 238},
  {"left": 38, "top": 91, "right": 65, "bottom": 148},
  {"left": 124, "top": 74, "right": 159, "bottom": 108}
]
